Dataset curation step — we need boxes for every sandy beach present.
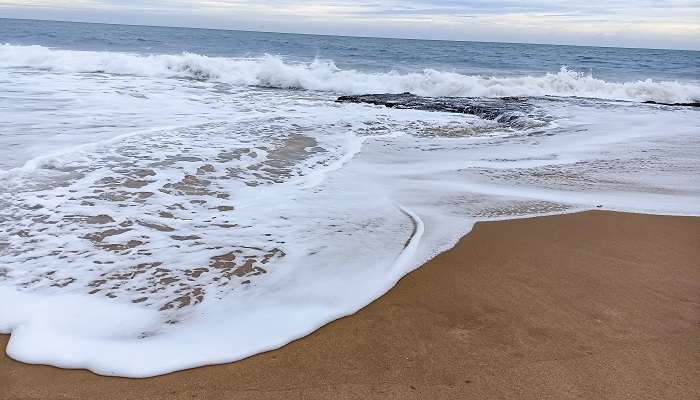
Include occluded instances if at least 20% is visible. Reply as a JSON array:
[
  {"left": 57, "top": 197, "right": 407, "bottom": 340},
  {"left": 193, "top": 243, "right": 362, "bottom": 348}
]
[{"left": 1, "top": 211, "right": 699, "bottom": 399}]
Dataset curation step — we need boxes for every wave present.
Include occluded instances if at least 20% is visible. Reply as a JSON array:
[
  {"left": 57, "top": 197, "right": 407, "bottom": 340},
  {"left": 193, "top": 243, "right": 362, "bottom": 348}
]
[{"left": 2, "top": 44, "right": 699, "bottom": 104}]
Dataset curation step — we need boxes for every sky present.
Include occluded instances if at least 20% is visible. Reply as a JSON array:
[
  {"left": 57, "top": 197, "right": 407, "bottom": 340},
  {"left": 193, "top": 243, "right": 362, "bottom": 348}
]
[{"left": 1, "top": 1, "right": 699, "bottom": 50}]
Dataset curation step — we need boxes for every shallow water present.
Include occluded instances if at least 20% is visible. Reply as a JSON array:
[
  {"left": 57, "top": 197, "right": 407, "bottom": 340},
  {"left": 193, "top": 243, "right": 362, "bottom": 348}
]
[{"left": 0, "top": 18, "right": 699, "bottom": 377}]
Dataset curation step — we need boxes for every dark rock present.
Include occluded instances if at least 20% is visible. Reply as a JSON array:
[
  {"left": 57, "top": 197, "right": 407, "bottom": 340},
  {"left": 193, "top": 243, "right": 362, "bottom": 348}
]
[
  {"left": 643, "top": 101, "right": 700, "bottom": 108},
  {"left": 336, "top": 92, "right": 534, "bottom": 123}
]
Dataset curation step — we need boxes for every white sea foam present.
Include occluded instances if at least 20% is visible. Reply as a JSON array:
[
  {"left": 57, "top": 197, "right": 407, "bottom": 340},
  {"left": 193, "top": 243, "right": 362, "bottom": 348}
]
[
  {"left": 1, "top": 45, "right": 699, "bottom": 377},
  {"left": 2, "top": 44, "right": 699, "bottom": 104}
]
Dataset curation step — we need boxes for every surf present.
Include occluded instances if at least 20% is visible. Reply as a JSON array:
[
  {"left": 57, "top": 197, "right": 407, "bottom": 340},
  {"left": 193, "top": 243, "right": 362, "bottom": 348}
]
[{"left": 2, "top": 44, "right": 699, "bottom": 104}]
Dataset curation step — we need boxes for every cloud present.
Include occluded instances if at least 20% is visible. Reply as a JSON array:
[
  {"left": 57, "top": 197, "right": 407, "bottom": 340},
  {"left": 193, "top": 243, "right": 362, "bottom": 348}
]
[{"left": 1, "top": 0, "right": 699, "bottom": 49}]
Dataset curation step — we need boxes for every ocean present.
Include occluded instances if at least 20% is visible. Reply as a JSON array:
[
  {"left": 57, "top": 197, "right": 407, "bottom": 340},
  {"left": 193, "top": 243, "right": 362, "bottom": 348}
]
[{"left": 0, "top": 18, "right": 699, "bottom": 377}]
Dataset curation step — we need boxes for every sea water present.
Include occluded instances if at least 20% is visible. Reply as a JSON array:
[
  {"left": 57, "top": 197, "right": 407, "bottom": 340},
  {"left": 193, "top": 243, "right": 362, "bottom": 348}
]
[{"left": 0, "top": 18, "right": 698, "bottom": 377}]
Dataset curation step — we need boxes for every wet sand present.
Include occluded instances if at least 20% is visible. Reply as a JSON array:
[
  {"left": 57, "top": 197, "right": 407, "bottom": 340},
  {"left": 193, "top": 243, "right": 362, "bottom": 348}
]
[{"left": 2, "top": 211, "right": 699, "bottom": 399}]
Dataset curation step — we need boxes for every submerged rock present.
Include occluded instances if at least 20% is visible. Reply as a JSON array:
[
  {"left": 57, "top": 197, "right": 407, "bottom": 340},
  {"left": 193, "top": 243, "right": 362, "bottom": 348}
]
[
  {"left": 643, "top": 100, "right": 700, "bottom": 108},
  {"left": 336, "top": 92, "right": 534, "bottom": 123}
]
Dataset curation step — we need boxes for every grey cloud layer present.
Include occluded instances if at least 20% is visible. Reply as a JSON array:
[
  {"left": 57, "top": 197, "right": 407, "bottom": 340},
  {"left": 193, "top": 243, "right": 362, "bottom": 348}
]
[{"left": 1, "top": 0, "right": 698, "bottom": 49}]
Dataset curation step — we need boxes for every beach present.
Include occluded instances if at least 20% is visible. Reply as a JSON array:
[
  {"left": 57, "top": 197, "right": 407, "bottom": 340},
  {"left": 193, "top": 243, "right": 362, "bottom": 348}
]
[
  {"left": 2, "top": 21, "right": 700, "bottom": 379},
  {"left": 2, "top": 210, "right": 698, "bottom": 399}
]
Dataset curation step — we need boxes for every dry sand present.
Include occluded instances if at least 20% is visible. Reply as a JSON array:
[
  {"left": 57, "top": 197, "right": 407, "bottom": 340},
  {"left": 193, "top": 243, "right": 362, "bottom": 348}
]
[{"left": 1, "top": 211, "right": 699, "bottom": 399}]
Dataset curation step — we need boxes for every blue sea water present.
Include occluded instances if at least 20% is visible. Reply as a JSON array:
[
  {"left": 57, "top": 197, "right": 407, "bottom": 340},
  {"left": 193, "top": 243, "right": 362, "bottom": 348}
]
[
  {"left": 0, "top": 18, "right": 699, "bottom": 377},
  {"left": 1, "top": 17, "right": 698, "bottom": 82}
]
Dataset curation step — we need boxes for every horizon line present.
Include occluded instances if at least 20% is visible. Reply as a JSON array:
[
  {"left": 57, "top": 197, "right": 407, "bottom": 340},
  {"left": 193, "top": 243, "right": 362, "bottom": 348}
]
[{"left": 2, "top": 17, "right": 697, "bottom": 53}]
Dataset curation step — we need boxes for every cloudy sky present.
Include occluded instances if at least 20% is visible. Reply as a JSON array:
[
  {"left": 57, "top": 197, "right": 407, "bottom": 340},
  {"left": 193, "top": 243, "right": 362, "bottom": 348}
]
[{"left": 1, "top": 1, "right": 699, "bottom": 50}]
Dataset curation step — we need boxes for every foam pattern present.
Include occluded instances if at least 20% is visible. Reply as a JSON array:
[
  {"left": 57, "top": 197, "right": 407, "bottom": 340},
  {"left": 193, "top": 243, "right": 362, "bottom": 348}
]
[{"left": 1, "top": 48, "right": 699, "bottom": 377}]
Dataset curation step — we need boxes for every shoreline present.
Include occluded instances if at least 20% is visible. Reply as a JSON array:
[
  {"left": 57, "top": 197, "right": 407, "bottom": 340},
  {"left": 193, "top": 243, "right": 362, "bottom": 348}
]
[{"left": 2, "top": 210, "right": 699, "bottom": 399}]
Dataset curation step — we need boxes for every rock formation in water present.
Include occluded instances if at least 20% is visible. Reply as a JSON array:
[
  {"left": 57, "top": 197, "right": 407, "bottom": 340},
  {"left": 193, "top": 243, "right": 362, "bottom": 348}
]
[{"left": 336, "top": 92, "right": 534, "bottom": 122}]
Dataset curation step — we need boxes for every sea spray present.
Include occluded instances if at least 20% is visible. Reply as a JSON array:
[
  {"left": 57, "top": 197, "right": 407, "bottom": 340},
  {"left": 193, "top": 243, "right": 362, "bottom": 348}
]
[{"left": 2, "top": 44, "right": 699, "bottom": 104}]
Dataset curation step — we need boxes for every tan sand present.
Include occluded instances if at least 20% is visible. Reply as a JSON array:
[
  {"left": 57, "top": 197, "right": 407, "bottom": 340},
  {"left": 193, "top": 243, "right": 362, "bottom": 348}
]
[{"left": 1, "top": 211, "right": 699, "bottom": 399}]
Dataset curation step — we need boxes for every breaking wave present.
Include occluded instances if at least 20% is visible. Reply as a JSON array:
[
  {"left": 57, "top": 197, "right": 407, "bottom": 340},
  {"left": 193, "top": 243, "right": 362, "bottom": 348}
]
[{"left": 2, "top": 44, "right": 699, "bottom": 104}]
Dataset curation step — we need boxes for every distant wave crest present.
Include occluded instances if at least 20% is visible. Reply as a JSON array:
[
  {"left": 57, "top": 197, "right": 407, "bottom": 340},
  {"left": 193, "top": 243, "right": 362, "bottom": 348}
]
[{"left": 2, "top": 44, "right": 699, "bottom": 104}]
